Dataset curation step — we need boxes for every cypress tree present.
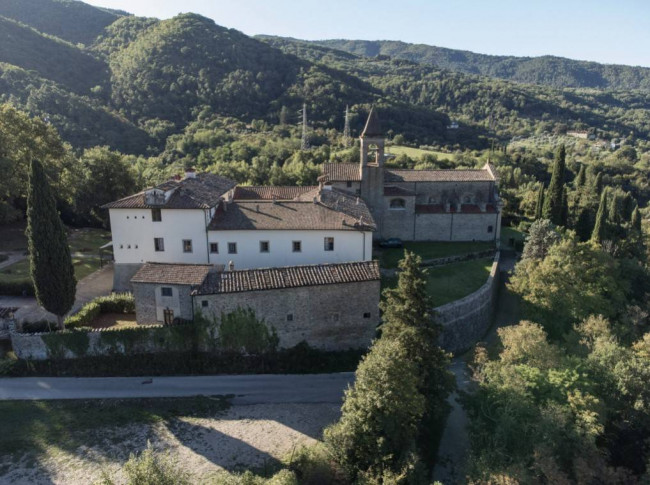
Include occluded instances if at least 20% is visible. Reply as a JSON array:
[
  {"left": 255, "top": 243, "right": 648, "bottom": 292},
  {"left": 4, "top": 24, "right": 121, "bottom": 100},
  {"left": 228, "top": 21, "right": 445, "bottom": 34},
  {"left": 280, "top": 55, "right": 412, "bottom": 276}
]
[
  {"left": 575, "top": 208, "right": 593, "bottom": 242},
  {"left": 575, "top": 164, "right": 586, "bottom": 188},
  {"left": 560, "top": 186, "right": 569, "bottom": 227},
  {"left": 631, "top": 206, "right": 642, "bottom": 233},
  {"left": 591, "top": 189, "right": 609, "bottom": 244},
  {"left": 543, "top": 144, "right": 566, "bottom": 225},
  {"left": 593, "top": 172, "right": 604, "bottom": 196},
  {"left": 27, "top": 159, "right": 76, "bottom": 330},
  {"left": 535, "top": 183, "right": 545, "bottom": 220}
]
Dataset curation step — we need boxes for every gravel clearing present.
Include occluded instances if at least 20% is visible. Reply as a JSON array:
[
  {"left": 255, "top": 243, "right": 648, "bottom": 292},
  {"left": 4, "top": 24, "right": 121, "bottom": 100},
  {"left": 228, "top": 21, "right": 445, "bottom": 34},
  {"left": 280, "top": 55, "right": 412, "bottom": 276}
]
[{"left": 0, "top": 403, "right": 341, "bottom": 484}]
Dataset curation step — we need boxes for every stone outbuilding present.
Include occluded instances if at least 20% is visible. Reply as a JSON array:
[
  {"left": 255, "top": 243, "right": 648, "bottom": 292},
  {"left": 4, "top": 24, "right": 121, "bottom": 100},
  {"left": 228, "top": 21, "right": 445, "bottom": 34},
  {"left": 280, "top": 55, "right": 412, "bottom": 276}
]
[{"left": 130, "top": 260, "right": 381, "bottom": 351}]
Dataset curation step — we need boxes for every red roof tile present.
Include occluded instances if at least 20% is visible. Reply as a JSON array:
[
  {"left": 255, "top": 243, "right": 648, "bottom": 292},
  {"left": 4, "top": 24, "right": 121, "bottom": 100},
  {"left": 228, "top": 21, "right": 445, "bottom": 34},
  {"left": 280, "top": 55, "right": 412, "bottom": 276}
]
[{"left": 131, "top": 263, "right": 212, "bottom": 286}]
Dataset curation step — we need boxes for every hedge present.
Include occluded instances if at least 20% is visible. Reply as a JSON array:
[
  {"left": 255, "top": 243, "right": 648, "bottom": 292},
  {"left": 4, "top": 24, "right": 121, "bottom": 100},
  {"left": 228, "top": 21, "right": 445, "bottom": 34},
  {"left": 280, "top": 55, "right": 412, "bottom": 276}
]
[
  {"left": 0, "top": 280, "right": 35, "bottom": 296},
  {"left": 65, "top": 293, "right": 134, "bottom": 329},
  {"left": 0, "top": 343, "right": 366, "bottom": 377}
]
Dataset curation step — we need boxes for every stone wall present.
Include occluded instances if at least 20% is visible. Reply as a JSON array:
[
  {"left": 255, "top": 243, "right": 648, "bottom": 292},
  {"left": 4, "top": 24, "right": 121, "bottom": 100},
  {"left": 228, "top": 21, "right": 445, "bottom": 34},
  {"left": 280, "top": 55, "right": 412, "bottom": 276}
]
[
  {"left": 196, "top": 280, "right": 380, "bottom": 351},
  {"left": 113, "top": 263, "right": 143, "bottom": 292},
  {"left": 9, "top": 321, "right": 196, "bottom": 360},
  {"left": 436, "top": 252, "right": 500, "bottom": 354},
  {"left": 133, "top": 283, "right": 194, "bottom": 324}
]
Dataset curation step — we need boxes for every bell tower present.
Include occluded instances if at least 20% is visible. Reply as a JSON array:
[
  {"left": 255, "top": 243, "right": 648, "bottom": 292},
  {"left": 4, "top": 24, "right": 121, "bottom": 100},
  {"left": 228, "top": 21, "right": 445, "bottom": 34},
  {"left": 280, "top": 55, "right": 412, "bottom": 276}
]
[{"left": 359, "top": 107, "right": 385, "bottom": 238}]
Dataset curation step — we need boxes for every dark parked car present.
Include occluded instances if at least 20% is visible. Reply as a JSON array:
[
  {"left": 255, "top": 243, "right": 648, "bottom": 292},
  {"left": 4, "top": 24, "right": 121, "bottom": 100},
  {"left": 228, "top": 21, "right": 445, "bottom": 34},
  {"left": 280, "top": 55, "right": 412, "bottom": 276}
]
[{"left": 378, "top": 238, "right": 403, "bottom": 248}]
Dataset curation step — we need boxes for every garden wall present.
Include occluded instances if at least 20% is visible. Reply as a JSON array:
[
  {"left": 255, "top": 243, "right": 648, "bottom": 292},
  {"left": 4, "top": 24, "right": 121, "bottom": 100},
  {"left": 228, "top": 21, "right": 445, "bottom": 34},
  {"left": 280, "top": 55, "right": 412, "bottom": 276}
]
[
  {"left": 435, "top": 252, "right": 500, "bottom": 354},
  {"left": 9, "top": 321, "right": 199, "bottom": 360}
]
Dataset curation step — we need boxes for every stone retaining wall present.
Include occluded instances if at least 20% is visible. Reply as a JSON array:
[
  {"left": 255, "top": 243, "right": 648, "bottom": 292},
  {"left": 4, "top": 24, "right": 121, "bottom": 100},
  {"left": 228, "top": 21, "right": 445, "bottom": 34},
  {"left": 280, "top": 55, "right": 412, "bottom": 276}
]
[
  {"left": 9, "top": 321, "right": 196, "bottom": 360},
  {"left": 436, "top": 252, "right": 500, "bottom": 354}
]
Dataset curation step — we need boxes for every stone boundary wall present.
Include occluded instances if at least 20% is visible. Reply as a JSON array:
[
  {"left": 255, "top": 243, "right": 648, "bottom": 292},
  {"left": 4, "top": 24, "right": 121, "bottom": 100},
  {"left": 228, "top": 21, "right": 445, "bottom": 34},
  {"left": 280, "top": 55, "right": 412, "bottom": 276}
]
[
  {"left": 9, "top": 321, "right": 196, "bottom": 360},
  {"left": 435, "top": 252, "right": 500, "bottom": 354}
]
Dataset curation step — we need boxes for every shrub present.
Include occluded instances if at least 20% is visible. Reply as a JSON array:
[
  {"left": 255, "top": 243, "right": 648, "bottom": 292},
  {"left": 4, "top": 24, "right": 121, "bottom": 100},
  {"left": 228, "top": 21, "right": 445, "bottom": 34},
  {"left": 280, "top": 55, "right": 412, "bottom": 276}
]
[
  {"left": 218, "top": 307, "right": 279, "bottom": 354},
  {"left": 65, "top": 293, "right": 134, "bottom": 329},
  {"left": 97, "top": 442, "right": 191, "bottom": 485},
  {"left": 21, "top": 320, "right": 56, "bottom": 334}
]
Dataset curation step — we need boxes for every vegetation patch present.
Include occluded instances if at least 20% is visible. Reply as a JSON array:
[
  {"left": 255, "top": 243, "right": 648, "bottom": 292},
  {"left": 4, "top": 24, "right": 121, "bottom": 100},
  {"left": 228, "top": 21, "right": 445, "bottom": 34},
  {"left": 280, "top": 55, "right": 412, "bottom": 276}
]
[{"left": 378, "top": 241, "right": 494, "bottom": 269}]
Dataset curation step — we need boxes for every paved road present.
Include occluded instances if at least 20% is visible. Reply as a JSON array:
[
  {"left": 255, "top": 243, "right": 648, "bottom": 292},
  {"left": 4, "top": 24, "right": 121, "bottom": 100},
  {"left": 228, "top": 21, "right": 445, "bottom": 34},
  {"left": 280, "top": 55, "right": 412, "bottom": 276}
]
[{"left": 0, "top": 373, "right": 354, "bottom": 404}]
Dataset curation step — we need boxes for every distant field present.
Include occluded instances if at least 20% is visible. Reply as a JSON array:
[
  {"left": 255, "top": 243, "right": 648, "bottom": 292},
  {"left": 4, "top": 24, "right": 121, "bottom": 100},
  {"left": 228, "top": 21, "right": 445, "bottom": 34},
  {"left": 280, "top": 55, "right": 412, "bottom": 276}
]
[
  {"left": 0, "top": 257, "right": 100, "bottom": 283},
  {"left": 0, "top": 223, "right": 110, "bottom": 254},
  {"left": 386, "top": 145, "right": 455, "bottom": 160}
]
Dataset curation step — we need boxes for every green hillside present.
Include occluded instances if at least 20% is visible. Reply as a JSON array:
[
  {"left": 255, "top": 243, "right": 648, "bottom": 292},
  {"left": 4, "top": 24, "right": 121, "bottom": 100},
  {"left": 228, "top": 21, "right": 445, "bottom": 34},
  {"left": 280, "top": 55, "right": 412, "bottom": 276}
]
[
  {"left": 0, "top": 16, "right": 108, "bottom": 94},
  {"left": 0, "top": 0, "right": 123, "bottom": 45},
  {"left": 310, "top": 39, "right": 650, "bottom": 91}
]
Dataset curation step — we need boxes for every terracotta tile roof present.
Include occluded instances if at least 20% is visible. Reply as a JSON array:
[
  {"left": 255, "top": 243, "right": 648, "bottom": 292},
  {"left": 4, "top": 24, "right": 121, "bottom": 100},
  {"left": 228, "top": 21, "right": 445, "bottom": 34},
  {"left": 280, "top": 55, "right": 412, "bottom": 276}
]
[
  {"left": 384, "top": 186, "right": 416, "bottom": 196},
  {"left": 209, "top": 189, "right": 376, "bottom": 231},
  {"left": 322, "top": 163, "right": 361, "bottom": 182},
  {"left": 385, "top": 169, "right": 495, "bottom": 183},
  {"left": 233, "top": 186, "right": 317, "bottom": 200},
  {"left": 0, "top": 307, "right": 17, "bottom": 319},
  {"left": 131, "top": 263, "right": 212, "bottom": 286},
  {"left": 195, "top": 261, "right": 380, "bottom": 295},
  {"left": 103, "top": 173, "right": 236, "bottom": 210},
  {"left": 415, "top": 204, "right": 497, "bottom": 214}
]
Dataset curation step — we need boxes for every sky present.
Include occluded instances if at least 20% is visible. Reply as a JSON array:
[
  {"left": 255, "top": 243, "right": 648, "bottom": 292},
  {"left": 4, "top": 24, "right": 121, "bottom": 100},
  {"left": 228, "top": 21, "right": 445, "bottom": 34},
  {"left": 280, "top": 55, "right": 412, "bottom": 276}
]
[{"left": 84, "top": 0, "right": 650, "bottom": 67}]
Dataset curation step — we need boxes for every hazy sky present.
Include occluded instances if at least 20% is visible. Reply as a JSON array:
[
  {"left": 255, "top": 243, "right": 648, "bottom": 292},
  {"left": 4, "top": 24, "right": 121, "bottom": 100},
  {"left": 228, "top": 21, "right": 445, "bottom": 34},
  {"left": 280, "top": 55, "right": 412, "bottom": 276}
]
[{"left": 84, "top": 0, "right": 650, "bottom": 67}]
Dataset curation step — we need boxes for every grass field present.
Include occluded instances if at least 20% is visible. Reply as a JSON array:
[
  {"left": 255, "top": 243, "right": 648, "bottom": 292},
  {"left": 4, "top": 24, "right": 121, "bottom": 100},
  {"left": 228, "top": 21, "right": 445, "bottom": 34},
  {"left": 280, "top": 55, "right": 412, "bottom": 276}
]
[
  {"left": 0, "top": 223, "right": 110, "bottom": 254},
  {"left": 377, "top": 241, "right": 494, "bottom": 269},
  {"left": 0, "top": 257, "right": 100, "bottom": 283},
  {"left": 0, "top": 396, "right": 231, "bottom": 457},
  {"left": 386, "top": 145, "right": 455, "bottom": 160},
  {"left": 500, "top": 226, "right": 526, "bottom": 249},
  {"left": 382, "top": 257, "right": 493, "bottom": 307}
]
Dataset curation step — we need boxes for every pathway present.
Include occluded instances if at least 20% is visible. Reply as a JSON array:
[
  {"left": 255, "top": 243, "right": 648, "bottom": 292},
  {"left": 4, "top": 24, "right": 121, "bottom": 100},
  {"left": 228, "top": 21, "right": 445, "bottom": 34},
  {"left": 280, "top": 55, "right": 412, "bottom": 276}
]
[
  {"left": 0, "top": 263, "right": 114, "bottom": 323},
  {"left": 0, "top": 372, "right": 354, "bottom": 403},
  {"left": 0, "top": 252, "right": 25, "bottom": 271},
  {"left": 432, "top": 251, "right": 519, "bottom": 484}
]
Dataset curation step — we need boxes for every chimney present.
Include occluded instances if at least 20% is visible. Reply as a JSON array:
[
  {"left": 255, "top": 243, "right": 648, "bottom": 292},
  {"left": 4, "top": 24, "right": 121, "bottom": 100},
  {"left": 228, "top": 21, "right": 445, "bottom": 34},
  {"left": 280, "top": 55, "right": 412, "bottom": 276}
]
[
  {"left": 173, "top": 174, "right": 182, "bottom": 181},
  {"left": 185, "top": 168, "right": 197, "bottom": 179},
  {"left": 228, "top": 260, "right": 235, "bottom": 271},
  {"left": 256, "top": 204, "right": 260, "bottom": 213},
  {"left": 356, "top": 197, "right": 360, "bottom": 205},
  {"left": 272, "top": 195, "right": 278, "bottom": 205}
]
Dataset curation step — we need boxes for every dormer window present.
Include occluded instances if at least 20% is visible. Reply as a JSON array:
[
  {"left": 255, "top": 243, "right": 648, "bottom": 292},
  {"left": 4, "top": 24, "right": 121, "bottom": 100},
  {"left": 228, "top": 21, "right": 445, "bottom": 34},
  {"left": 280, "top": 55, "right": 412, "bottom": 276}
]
[
  {"left": 144, "top": 189, "right": 166, "bottom": 206},
  {"left": 390, "top": 199, "right": 406, "bottom": 210}
]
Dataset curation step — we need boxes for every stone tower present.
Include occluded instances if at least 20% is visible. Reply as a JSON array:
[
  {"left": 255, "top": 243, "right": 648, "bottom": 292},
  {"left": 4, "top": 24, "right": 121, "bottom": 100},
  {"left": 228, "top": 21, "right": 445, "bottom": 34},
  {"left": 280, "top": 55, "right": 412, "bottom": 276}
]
[{"left": 359, "top": 107, "right": 385, "bottom": 238}]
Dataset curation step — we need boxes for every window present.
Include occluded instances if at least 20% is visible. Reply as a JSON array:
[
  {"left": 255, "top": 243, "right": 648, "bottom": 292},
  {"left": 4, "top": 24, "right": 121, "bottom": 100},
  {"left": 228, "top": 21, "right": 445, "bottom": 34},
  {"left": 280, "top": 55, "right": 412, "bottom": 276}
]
[
  {"left": 292, "top": 241, "right": 302, "bottom": 253},
  {"left": 183, "top": 239, "right": 193, "bottom": 253},
  {"left": 210, "top": 242, "right": 219, "bottom": 254},
  {"left": 228, "top": 242, "right": 237, "bottom": 254},
  {"left": 201, "top": 300, "right": 208, "bottom": 308},
  {"left": 487, "top": 225, "right": 494, "bottom": 233},
  {"left": 161, "top": 287, "right": 172, "bottom": 297},
  {"left": 287, "top": 314, "right": 294, "bottom": 322},
  {"left": 151, "top": 208, "right": 162, "bottom": 222},
  {"left": 390, "top": 198, "right": 406, "bottom": 209},
  {"left": 363, "top": 312, "right": 371, "bottom": 319},
  {"left": 346, "top": 181, "right": 352, "bottom": 188},
  {"left": 154, "top": 238, "right": 164, "bottom": 252},
  {"left": 324, "top": 237, "right": 334, "bottom": 251},
  {"left": 260, "top": 241, "right": 270, "bottom": 253}
]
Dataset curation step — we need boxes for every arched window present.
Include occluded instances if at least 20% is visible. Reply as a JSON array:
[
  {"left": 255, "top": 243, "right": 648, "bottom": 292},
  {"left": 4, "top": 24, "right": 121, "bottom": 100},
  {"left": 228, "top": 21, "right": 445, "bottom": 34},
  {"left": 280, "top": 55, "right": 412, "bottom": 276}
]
[{"left": 390, "top": 198, "right": 406, "bottom": 209}]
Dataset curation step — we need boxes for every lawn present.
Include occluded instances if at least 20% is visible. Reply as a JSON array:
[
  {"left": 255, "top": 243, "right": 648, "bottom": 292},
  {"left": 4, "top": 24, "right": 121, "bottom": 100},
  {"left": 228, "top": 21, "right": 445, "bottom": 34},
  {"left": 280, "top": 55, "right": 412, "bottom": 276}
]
[
  {"left": 500, "top": 226, "right": 526, "bottom": 249},
  {"left": 382, "top": 257, "right": 494, "bottom": 307},
  {"left": 0, "top": 222, "right": 110, "bottom": 254},
  {"left": 386, "top": 145, "right": 455, "bottom": 161},
  {"left": 0, "top": 257, "right": 100, "bottom": 283},
  {"left": 0, "top": 396, "right": 231, "bottom": 457},
  {"left": 377, "top": 241, "right": 494, "bottom": 269},
  {"left": 89, "top": 312, "right": 138, "bottom": 329}
]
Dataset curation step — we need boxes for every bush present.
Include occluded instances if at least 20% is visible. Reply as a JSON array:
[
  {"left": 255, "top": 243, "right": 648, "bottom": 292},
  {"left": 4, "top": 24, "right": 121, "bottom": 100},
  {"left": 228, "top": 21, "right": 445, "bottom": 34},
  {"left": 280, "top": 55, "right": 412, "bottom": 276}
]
[
  {"left": 218, "top": 307, "right": 279, "bottom": 354},
  {"left": 97, "top": 442, "right": 191, "bottom": 485},
  {"left": 65, "top": 293, "right": 134, "bottom": 328},
  {"left": 0, "top": 280, "right": 35, "bottom": 296}
]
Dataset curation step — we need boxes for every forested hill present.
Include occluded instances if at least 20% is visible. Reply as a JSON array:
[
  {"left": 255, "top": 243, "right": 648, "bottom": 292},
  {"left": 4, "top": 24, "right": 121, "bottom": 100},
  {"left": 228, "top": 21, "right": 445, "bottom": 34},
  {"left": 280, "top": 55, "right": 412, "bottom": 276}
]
[
  {"left": 1, "top": 0, "right": 650, "bottom": 155},
  {"left": 307, "top": 39, "right": 650, "bottom": 91},
  {"left": 0, "top": 0, "right": 125, "bottom": 46}
]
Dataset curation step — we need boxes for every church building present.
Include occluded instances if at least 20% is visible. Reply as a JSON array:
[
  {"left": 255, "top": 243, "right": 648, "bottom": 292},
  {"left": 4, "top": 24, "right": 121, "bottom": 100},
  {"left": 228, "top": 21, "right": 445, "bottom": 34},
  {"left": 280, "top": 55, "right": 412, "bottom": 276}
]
[{"left": 321, "top": 108, "right": 502, "bottom": 242}]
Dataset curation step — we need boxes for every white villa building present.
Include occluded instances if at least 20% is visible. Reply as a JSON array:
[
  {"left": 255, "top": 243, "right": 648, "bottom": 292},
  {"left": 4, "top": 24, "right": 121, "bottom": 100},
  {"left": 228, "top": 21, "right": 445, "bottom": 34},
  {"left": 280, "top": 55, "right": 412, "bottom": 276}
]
[{"left": 104, "top": 172, "right": 375, "bottom": 291}]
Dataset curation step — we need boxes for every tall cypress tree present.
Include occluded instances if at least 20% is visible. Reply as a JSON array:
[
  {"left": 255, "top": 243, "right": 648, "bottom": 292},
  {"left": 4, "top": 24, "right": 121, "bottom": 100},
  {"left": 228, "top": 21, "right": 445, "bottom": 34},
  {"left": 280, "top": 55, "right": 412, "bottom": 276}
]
[
  {"left": 575, "top": 164, "right": 586, "bottom": 188},
  {"left": 543, "top": 144, "right": 566, "bottom": 225},
  {"left": 593, "top": 172, "right": 604, "bottom": 196},
  {"left": 631, "top": 206, "right": 642, "bottom": 233},
  {"left": 535, "top": 183, "right": 545, "bottom": 220},
  {"left": 560, "top": 186, "right": 569, "bottom": 227},
  {"left": 591, "top": 189, "right": 609, "bottom": 244},
  {"left": 27, "top": 159, "right": 76, "bottom": 330}
]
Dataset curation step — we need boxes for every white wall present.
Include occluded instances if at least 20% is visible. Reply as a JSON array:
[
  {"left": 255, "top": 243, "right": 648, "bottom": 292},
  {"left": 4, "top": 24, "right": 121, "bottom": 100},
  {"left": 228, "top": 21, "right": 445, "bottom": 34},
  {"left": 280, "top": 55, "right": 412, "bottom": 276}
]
[
  {"left": 109, "top": 208, "right": 210, "bottom": 265},
  {"left": 207, "top": 229, "right": 372, "bottom": 269}
]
